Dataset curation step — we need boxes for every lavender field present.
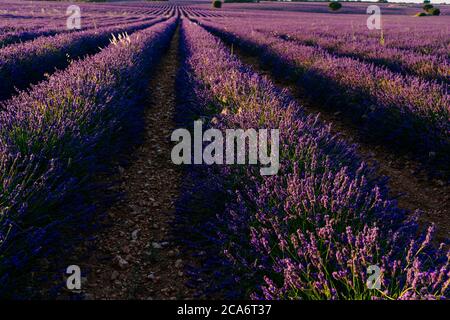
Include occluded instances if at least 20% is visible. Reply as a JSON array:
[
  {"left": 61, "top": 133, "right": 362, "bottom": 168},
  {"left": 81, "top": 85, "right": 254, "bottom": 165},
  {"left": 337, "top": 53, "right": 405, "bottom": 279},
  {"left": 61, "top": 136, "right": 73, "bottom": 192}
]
[{"left": 0, "top": 0, "right": 448, "bottom": 302}]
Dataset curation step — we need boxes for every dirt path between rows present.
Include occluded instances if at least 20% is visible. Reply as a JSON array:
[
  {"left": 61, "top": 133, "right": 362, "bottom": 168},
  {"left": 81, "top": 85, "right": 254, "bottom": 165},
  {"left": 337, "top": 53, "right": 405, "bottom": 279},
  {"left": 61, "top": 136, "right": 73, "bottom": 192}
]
[
  {"left": 79, "top": 27, "right": 196, "bottom": 299},
  {"left": 227, "top": 43, "right": 450, "bottom": 241}
]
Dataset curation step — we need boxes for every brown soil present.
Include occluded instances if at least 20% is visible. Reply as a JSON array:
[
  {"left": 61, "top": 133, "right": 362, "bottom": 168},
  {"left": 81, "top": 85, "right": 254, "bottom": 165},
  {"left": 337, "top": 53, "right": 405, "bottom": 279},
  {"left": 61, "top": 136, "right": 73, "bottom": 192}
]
[
  {"left": 229, "top": 44, "right": 450, "bottom": 241},
  {"left": 77, "top": 27, "right": 196, "bottom": 299}
]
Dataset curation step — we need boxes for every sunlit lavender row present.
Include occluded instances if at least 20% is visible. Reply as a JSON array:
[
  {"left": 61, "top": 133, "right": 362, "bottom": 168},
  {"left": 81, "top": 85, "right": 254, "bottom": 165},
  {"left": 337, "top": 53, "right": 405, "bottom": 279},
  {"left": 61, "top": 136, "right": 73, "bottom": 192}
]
[
  {"left": 178, "top": 18, "right": 448, "bottom": 300},
  {"left": 196, "top": 17, "right": 449, "bottom": 174},
  {"left": 0, "top": 12, "right": 177, "bottom": 296}
]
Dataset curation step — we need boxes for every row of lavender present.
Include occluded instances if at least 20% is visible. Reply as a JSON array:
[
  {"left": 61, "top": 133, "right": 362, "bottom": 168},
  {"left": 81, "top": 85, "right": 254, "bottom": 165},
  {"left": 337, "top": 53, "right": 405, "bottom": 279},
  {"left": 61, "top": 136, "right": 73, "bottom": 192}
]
[
  {"left": 0, "top": 15, "right": 152, "bottom": 48},
  {"left": 197, "top": 2, "right": 449, "bottom": 56},
  {"left": 0, "top": 7, "right": 144, "bottom": 32},
  {"left": 198, "top": 6, "right": 449, "bottom": 72},
  {"left": 196, "top": 18, "right": 449, "bottom": 176},
  {"left": 0, "top": 1, "right": 174, "bottom": 47},
  {"left": 179, "top": 19, "right": 449, "bottom": 300},
  {"left": 252, "top": 24, "right": 448, "bottom": 83},
  {"left": 0, "top": 0, "right": 173, "bottom": 21},
  {"left": 0, "top": 17, "right": 177, "bottom": 297},
  {"left": 0, "top": 16, "right": 168, "bottom": 101}
]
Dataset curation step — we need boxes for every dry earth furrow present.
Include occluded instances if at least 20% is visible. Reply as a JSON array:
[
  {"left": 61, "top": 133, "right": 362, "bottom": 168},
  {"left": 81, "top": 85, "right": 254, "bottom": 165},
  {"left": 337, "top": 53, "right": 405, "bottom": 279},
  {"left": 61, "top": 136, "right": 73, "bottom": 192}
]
[{"left": 80, "top": 27, "right": 196, "bottom": 300}]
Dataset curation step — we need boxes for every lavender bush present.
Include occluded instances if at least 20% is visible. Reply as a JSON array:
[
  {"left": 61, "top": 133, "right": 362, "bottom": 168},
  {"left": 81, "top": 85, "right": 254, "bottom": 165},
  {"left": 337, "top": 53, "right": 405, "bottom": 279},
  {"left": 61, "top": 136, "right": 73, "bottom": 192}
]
[
  {"left": 0, "top": 15, "right": 151, "bottom": 48},
  {"left": 0, "top": 17, "right": 177, "bottom": 297},
  {"left": 197, "top": 19, "right": 449, "bottom": 176},
  {"left": 179, "top": 19, "right": 449, "bottom": 300},
  {"left": 261, "top": 28, "right": 448, "bottom": 84},
  {"left": 0, "top": 16, "right": 167, "bottom": 101}
]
